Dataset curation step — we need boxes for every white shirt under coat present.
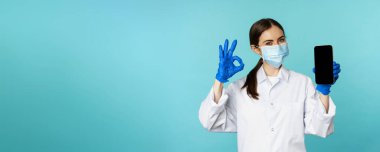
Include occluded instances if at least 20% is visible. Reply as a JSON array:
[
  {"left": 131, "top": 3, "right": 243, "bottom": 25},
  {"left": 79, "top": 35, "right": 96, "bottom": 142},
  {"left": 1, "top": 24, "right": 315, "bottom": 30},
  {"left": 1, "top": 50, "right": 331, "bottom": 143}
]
[{"left": 198, "top": 65, "right": 336, "bottom": 152}]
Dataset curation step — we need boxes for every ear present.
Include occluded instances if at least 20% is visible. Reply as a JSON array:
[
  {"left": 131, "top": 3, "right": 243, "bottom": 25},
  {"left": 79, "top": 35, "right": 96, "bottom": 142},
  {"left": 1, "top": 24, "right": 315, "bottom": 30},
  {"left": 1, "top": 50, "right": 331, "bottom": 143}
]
[{"left": 250, "top": 45, "right": 262, "bottom": 56}]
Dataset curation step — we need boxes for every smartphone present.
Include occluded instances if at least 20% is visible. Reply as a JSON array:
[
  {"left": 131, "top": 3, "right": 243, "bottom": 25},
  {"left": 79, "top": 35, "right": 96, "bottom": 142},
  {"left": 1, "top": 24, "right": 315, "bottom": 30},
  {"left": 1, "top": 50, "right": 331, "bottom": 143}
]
[{"left": 314, "top": 45, "right": 334, "bottom": 84}]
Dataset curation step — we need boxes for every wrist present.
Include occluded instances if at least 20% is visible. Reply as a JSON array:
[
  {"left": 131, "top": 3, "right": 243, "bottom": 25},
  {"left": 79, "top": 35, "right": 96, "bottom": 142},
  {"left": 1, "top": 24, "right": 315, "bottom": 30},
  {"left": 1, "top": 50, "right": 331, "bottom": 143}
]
[
  {"left": 215, "top": 73, "right": 228, "bottom": 83},
  {"left": 316, "top": 84, "right": 331, "bottom": 95}
]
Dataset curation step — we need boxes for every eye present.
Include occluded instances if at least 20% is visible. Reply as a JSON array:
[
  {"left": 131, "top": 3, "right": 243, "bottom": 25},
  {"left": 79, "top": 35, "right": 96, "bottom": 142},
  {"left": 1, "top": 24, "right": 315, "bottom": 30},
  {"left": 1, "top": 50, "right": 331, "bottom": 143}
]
[
  {"left": 279, "top": 38, "right": 286, "bottom": 43},
  {"left": 265, "top": 42, "right": 273, "bottom": 46}
]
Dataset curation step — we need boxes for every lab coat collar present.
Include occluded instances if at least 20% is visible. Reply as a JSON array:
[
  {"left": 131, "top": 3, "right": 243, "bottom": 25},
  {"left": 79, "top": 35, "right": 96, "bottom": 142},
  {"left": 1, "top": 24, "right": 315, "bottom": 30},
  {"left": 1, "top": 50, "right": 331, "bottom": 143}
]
[{"left": 257, "top": 64, "right": 290, "bottom": 84}]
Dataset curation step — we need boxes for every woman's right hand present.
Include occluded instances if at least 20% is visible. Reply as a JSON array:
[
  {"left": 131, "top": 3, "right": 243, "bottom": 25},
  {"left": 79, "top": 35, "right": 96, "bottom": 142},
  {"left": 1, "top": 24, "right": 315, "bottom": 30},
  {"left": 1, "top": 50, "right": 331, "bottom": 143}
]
[{"left": 215, "top": 39, "right": 245, "bottom": 83}]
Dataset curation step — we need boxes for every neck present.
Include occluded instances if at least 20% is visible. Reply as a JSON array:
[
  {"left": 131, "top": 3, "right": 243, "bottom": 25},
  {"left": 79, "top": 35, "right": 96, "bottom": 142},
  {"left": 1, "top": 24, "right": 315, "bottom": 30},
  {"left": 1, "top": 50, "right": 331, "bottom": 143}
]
[{"left": 262, "top": 62, "right": 281, "bottom": 76}]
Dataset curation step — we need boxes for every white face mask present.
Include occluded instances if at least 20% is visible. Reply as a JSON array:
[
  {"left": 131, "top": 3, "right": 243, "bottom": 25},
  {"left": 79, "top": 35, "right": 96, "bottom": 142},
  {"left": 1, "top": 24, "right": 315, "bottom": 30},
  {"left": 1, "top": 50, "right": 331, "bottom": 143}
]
[{"left": 260, "top": 43, "right": 289, "bottom": 68}]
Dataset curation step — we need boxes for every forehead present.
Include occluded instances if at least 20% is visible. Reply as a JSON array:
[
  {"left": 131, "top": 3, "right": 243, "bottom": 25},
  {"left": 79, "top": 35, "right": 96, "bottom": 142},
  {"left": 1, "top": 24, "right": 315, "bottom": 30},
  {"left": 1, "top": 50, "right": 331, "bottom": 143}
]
[{"left": 259, "top": 26, "right": 284, "bottom": 41}]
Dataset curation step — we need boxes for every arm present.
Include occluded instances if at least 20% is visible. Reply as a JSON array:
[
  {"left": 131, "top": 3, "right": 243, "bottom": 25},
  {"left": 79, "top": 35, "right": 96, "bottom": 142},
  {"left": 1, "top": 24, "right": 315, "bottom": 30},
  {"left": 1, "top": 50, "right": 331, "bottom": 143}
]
[
  {"left": 198, "top": 82, "right": 237, "bottom": 132},
  {"left": 198, "top": 39, "right": 244, "bottom": 132},
  {"left": 319, "top": 94, "right": 330, "bottom": 113},
  {"left": 305, "top": 61, "right": 341, "bottom": 138},
  {"left": 304, "top": 77, "right": 336, "bottom": 138},
  {"left": 213, "top": 79, "right": 223, "bottom": 103}
]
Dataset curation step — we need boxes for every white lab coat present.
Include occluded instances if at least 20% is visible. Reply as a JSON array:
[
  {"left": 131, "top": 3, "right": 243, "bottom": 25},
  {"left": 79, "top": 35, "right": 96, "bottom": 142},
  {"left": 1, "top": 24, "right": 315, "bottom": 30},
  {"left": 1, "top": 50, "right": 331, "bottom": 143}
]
[{"left": 198, "top": 65, "right": 336, "bottom": 152}]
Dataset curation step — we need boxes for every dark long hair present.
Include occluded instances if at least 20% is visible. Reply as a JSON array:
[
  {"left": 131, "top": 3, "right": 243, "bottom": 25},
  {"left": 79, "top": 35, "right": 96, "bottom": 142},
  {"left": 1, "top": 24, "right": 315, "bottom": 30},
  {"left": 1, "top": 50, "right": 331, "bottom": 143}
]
[{"left": 241, "top": 18, "right": 285, "bottom": 100}]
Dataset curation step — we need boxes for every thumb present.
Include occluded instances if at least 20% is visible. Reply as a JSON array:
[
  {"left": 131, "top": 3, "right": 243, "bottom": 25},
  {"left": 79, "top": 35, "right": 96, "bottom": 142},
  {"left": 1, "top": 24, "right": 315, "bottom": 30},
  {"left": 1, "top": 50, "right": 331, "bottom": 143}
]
[{"left": 232, "top": 56, "right": 244, "bottom": 72}]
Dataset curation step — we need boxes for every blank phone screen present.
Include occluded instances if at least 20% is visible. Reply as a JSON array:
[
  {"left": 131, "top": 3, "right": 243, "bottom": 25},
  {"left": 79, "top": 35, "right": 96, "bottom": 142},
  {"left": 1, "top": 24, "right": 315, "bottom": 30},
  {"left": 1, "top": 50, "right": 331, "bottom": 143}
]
[{"left": 314, "top": 45, "right": 334, "bottom": 84}]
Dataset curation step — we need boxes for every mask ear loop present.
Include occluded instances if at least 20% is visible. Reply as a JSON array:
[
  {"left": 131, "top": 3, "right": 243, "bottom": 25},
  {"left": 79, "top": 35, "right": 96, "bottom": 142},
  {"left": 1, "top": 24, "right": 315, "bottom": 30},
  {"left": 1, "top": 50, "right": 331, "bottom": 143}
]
[{"left": 254, "top": 45, "right": 264, "bottom": 58}]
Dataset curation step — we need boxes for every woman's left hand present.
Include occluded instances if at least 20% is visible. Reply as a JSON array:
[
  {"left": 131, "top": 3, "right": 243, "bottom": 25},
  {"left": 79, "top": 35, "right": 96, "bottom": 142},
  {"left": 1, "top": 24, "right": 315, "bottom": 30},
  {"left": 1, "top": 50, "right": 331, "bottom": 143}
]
[{"left": 312, "top": 61, "right": 341, "bottom": 95}]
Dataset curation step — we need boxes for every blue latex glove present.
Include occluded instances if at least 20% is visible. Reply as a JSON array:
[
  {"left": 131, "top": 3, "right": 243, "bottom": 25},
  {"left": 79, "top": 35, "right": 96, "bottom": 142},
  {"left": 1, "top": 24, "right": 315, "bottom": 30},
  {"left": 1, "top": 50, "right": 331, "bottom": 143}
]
[
  {"left": 312, "top": 61, "right": 341, "bottom": 95},
  {"left": 215, "top": 39, "right": 244, "bottom": 83}
]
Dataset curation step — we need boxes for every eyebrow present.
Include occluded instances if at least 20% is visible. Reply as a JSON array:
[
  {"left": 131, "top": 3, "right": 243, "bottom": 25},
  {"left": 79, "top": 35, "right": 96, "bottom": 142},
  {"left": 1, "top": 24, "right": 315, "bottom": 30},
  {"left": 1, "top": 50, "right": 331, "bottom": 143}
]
[
  {"left": 278, "top": 35, "right": 285, "bottom": 39},
  {"left": 262, "top": 39, "right": 273, "bottom": 43}
]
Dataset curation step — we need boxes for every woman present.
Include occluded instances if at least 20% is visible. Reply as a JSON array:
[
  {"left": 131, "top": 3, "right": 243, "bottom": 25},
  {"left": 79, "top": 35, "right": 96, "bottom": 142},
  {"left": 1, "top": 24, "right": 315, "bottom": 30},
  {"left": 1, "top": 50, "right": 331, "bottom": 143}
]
[{"left": 198, "top": 18, "right": 341, "bottom": 152}]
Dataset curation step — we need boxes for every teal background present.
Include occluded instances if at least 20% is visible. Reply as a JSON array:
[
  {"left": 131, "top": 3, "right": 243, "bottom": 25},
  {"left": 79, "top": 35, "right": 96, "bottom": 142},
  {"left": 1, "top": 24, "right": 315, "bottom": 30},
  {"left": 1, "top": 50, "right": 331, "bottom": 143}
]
[{"left": 1, "top": 0, "right": 379, "bottom": 151}]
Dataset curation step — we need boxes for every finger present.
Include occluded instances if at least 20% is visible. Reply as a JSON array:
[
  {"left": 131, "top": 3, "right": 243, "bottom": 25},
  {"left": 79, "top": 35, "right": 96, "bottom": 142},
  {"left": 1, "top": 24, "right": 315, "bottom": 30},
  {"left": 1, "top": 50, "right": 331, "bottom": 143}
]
[
  {"left": 224, "top": 39, "right": 229, "bottom": 57},
  {"left": 235, "top": 63, "right": 244, "bottom": 72},
  {"left": 333, "top": 66, "right": 340, "bottom": 71},
  {"left": 233, "top": 56, "right": 244, "bottom": 72},
  {"left": 219, "top": 45, "right": 223, "bottom": 58},
  {"left": 233, "top": 56, "right": 244, "bottom": 65},
  {"left": 333, "top": 68, "right": 340, "bottom": 76},
  {"left": 334, "top": 76, "right": 339, "bottom": 82},
  {"left": 228, "top": 39, "right": 237, "bottom": 57},
  {"left": 333, "top": 68, "right": 341, "bottom": 75},
  {"left": 334, "top": 74, "right": 339, "bottom": 79},
  {"left": 333, "top": 61, "right": 340, "bottom": 68},
  {"left": 334, "top": 69, "right": 339, "bottom": 75},
  {"left": 333, "top": 63, "right": 340, "bottom": 69},
  {"left": 333, "top": 72, "right": 340, "bottom": 78}
]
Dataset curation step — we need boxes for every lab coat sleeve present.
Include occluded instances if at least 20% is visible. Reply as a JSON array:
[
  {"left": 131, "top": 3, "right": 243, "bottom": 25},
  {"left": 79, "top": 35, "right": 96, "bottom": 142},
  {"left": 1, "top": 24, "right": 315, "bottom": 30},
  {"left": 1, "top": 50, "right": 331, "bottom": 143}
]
[
  {"left": 304, "top": 77, "right": 336, "bottom": 138},
  {"left": 198, "top": 82, "right": 237, "bottom": 132}
]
